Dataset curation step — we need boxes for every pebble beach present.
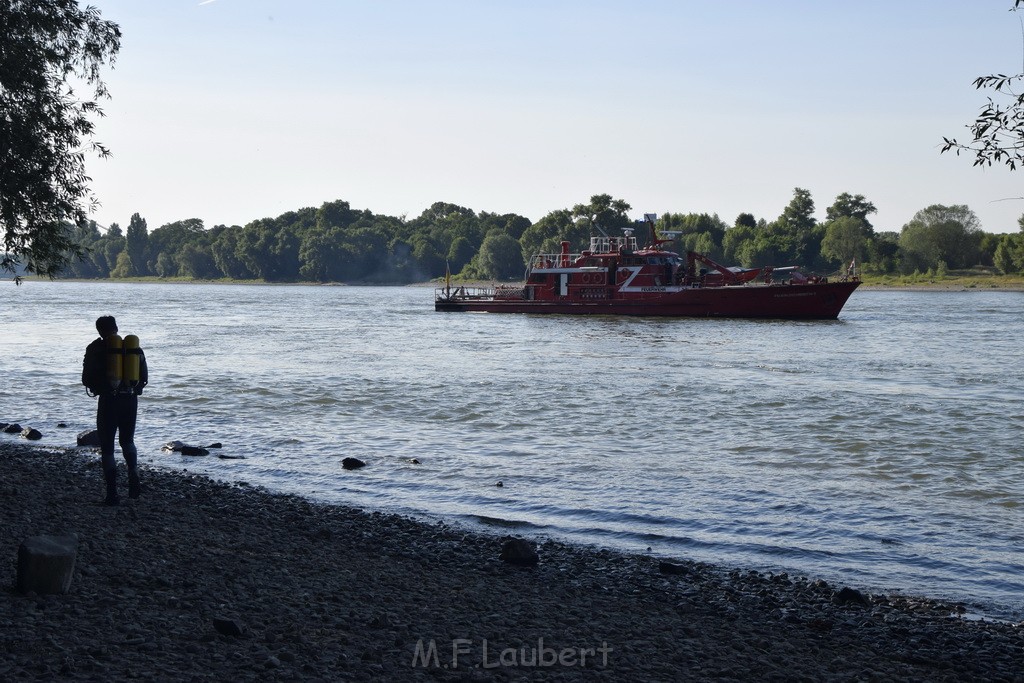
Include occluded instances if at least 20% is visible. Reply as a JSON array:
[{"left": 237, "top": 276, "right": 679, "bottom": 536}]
[{"left": 2, "top": 442, "right": 1022, "bottom": 682}]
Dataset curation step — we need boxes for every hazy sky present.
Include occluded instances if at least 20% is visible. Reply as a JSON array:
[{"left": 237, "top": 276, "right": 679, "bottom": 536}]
[{"left": 85, "top": 1, "right": 1024, "bottom": 235}]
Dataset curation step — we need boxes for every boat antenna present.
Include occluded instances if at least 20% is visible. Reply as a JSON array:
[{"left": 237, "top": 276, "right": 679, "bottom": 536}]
[
  {"left": 589, "top": 214, "right": 609, "bottom": 238},
  {"left": 644, "top": 213, "right": 658, "bottom": 245}
]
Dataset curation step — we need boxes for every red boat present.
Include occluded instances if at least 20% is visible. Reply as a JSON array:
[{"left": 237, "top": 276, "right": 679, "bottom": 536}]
[{"left": 436, "top": 218, "right": 860, "bottom": 319}]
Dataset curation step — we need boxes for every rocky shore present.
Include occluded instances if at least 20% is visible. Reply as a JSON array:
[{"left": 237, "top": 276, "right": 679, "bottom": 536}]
[{"left": 2, "top": 442, "right": 1021, "bottom": 682}]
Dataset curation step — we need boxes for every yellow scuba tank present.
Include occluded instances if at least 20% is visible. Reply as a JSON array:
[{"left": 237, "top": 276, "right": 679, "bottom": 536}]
[
  {"left": 123, "top": 334, "right": 141, "bottom": 386},
  {"left": 105, "top": 334, "right": 123, "bottom": 390}
]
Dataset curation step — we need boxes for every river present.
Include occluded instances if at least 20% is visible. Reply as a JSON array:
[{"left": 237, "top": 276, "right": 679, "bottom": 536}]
[{"left": 2, "top": 281, "right": 1022, "bottom": 618}]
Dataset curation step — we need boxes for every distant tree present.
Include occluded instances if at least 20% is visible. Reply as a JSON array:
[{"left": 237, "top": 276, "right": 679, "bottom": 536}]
[
  {"left": 869, "top": 231, "right": 901, "bottom": 274},
  {"left": 176, "top": 242, "right": 218, "bottom": 279},
  {"left": 316, "top": 199, "right": 356, "bottom": 231},
  {"left": 1, "top": 1, "right": 121, "bottom": 279},
  {"left": 994, "top": 233, "right": 1024, "bottom": 273},
  {"left": 100, "top": 222, "right": 124, "bottom": 276},
  {"left": 734, "top": 213, "right": 757, "bottom": 229},
  {"left": 722, "top": 223, "right": 757, "bottom": 264},
  {"left": 109, "top": 250, "right": 132, "bottom": 278},
  {"left": 125, "top": 213, "right": 149, "bottom": 276},
  {"left": 475, "top": 231, "right": 523, "bottom": 279},
  {"left": 210, "top": 227, "right": 251, "bottom": 279},
  {"left": 153, "top": 252, "right": 176, "bottom": 278},
  {"left": 766, "top": 188, "right": 822, "bottom": 266},
  {"left": 571, "top": 194, "right": 632, "bottom": 235},
  {"left": 820, "top": 216, "right": 871, "bottom": 266},
  {"left": 518, "top": 209, "right": 578, "bottom": 260},
  {"left": 825, "top": 193, "right": 877, "bottom": 232},
  {"left": 659, "top": 213, "right": 727, "bottom": 260},
  {"left": 447, "top": 236, "right": 476, "bottom": 273},
  {"left": 899, "top": 205, "right": 982, "bottom": 271}
]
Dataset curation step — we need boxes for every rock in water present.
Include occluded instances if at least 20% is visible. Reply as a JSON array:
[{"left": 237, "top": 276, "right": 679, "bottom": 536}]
[
  {"left": 179, "top": 446, "right": 209, "bottom": 456},
  {"left": 77, "top": 429, "right": 100, "bottom": 447},
  {"left": 342, "top": 457, "right": 366, "bottom": 470},
  {"left": 3, "top": 423, "right": 22, "bottom": 434},
  {"left": 17, "top": 534, "right": 79, "bottom": 595},
  {"left": 499, "top": 538, "right": 539, "bottom": 567},
  {"left": 20, "top": 427, "right": 42, "bottom": 440}
]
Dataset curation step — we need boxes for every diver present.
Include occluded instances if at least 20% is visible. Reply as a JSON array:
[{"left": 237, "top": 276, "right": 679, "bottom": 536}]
[{"left": 82, "top": 315, "right": 149, "bottom": 505}]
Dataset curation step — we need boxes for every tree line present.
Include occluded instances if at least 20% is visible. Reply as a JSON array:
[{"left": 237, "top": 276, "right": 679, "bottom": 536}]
[
  {"left": 7, "top": 2, "right": 1024, "bottom": 283},
  {"left": 60, "top": 190, "right": 1024, "bottom": 284}
]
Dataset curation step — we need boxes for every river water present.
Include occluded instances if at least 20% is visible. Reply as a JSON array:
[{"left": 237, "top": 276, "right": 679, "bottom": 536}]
[{"left": 2, "top": 281, "right": 1022, "bottom": 617}]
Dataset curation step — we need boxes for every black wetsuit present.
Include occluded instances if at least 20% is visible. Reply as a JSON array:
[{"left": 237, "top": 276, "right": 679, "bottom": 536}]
[{"left": 82, "top": 337, "right": 149, "bottom": 475}]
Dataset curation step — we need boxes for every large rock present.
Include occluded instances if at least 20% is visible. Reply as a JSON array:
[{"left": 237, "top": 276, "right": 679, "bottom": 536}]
[
  {"left": 20, "top": 427, "right": 42, "bottom": 440},
  {"left": 17, "top": 534, "right": 79, "bottom": 595},
  {"left": 3, "top": 423, "right": 22, "bottom": 434},
  {"left": 77, "top": 429, "right": 100, "bottom": 447},
  {"left": 342, "top": 457, "right": 366, "bottom": 470},
  {"left": 499, "top": 538, "right": 539, "bottom": 567}
]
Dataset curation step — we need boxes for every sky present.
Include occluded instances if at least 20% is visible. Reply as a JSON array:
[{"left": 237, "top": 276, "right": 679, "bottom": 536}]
[{"left": 82, "top": 0, "right": 1024, "bottom": 235}]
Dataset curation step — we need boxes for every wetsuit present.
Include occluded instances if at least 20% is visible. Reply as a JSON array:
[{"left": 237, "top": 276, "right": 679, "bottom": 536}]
[{"left": 82, "top": 337, "right": 148, "bottom": 502}]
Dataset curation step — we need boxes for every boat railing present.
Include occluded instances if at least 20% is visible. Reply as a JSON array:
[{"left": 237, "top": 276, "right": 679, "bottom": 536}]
[
  {"left": 589, "top": 235, "right": 636, "bottom": 254},
  {"left": 435, "top": 286, "right": 495, "bottom": 301},
  {"left": 529, "top": 253, "right": 582, "bottom": 269}
]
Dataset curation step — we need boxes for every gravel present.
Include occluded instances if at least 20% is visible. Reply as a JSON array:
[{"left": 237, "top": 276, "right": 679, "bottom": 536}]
[{"left": 2, "top": 442, "right": 1021, "bottom": 682}]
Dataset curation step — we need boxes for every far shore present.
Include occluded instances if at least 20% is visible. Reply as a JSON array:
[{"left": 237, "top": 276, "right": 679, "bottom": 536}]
[
  {"left": 7, "top": 276, "right": 1024, "bottom": 292},
  {"left": 2, "top": 441, "right": 1022, "bottom": 681}
]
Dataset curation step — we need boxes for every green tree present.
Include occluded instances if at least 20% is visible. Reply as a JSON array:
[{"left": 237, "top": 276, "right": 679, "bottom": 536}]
[
  {"left": 571, "top": 194, "right": 632, "bottom": 236},
  {"left": 109, "top": 250, "right": 132, "bottom": 278},
  {"left": 210, "top": 227, "right": 251, "bottom": 279},
  {"left": 993, "top": 233, "right": 1024, "bottom": 273},
  {"left": 766, "top": 187, "right": 822, "bottom": 266},
  {"left": 518, "top": 209, "right": 577, "bottom": 261},
  {"left": 447, "top": 236, "right": 476, "bottom": 273},
  {"left": 899, "top": 205, "right": 982, "bottom": 272},
  {"left": 1, "top": 1, "right": 121, "bottom": 279},
  {"left": 475, "top": 231, "right": 523, "bottom": 279},
  {"left": 825, "top": 193, "right": 877, "bottom": 232},
  {"left": 820, "top": 216, "right": 870, "bottom": 266},
  {"left": 100, "top": 222, "right": 124, "bottom": 276},
  {"left": 125, "top": 212, "right": 149, "bottom": 276},
  {"left": 176, "top": 242, "right": 218, "bottom": 279},
  {"left": 153, "top": 252, "right": 176, "bottom": 278}
]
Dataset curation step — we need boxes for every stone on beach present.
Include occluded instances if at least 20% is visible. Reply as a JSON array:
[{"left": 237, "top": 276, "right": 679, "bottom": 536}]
[
  {"left": 834, "top": 586, "right": 872, "bottom": 607},
  {"left": 212, "top": 616, "right": 246, "bottom": 637},
  {"left": 16, "top": 534, "right": 79, "bottom": 595},
  {"left": 499, "top": 537, "right": 539, "bottom": 567}
]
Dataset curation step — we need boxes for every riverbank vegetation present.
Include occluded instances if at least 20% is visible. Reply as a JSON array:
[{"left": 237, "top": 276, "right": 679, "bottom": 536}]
[{"left": 41, "top": 190, "right": 1024, "bottom": 286}]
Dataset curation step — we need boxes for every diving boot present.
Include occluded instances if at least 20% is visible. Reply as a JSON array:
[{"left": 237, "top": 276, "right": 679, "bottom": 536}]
[
  {"left": 103, "top": 468, "right": 120, "bottom": 506},
  {"left": 128, "top": 468, "right": 141, "bottom": 500}
]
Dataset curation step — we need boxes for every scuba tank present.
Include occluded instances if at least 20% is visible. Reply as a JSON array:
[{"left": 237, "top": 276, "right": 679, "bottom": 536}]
[
  {"left": 123, "top": 335, "right": 142, "bottom": 388},
  {"left": 105, "top": 334, "right": 123, "bottom": 391}
]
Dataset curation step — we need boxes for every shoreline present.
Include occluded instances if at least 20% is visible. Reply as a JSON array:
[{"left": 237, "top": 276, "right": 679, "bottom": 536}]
[
  {"left": 2, "top": 443, "right": 1021, "bottom": 681},
  {"left": 7, "top": 276, "right": 1024, "bottom": 292}
]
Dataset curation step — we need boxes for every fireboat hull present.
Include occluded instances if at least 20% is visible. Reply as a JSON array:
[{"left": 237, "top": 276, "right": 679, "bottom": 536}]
[{"left": 435, "top": 280, "right": 861, "bottom": 319}]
